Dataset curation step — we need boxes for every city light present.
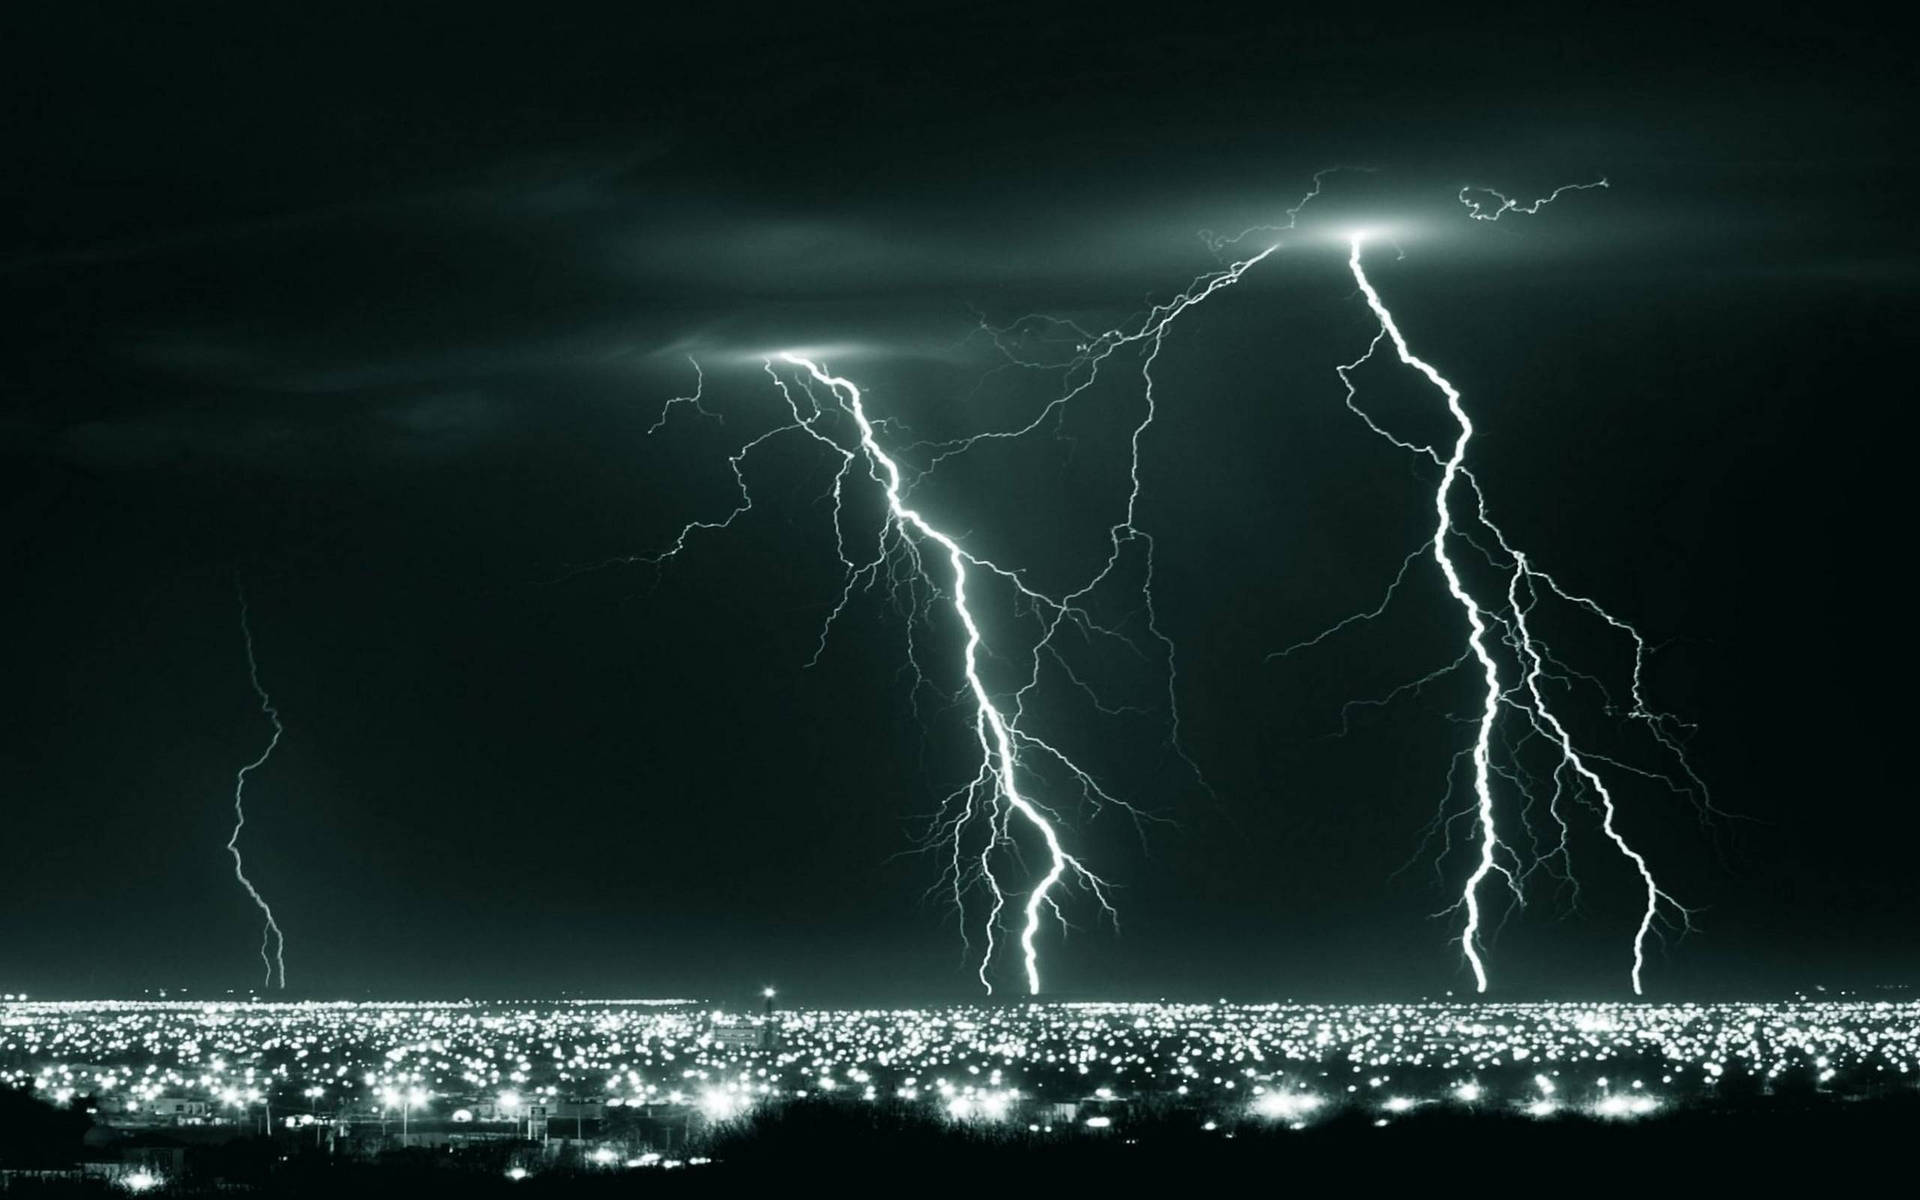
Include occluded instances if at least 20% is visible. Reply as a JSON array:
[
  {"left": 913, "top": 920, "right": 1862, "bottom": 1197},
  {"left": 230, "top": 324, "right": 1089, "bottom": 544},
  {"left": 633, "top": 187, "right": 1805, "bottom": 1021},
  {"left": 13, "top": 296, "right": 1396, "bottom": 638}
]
[
  {"left": 2, "top": 997, "right": 1915, "bottom": 1145},
  {"left": 1253, "top": 1091, "right": 1325, "bottom": 1120}
]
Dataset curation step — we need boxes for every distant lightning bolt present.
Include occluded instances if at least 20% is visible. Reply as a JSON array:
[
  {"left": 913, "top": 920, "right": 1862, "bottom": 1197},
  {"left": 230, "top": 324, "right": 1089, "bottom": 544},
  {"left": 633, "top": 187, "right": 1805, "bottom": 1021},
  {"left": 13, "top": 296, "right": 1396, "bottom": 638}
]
[
  {"left": 228, "top": 583, "right": 287, "bottom": 990},
  {"left": 646, "top": 356, "right": 717, "bottom": 436},
  {"left": 1458, "top": 178, "right": 1609, "bottom": 222}
]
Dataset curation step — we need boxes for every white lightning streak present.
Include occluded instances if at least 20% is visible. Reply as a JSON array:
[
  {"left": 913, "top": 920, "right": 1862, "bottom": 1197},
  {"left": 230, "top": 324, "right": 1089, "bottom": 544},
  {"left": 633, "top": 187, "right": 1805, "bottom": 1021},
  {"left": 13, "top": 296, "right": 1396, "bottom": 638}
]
[
  {"left": 1507, "top": 562, "right": 1683, "bottom": 993},
  {"left": 781, "top": 354, "right": 1107, "bottom": 996},
  {"left": 1329, "top": 225, "right": 1693, "bottom": 993},
  {"left": 646, "top": 356, "right": 717, "bottom": 435},
  {"left": 1200, "top": 166, "right": 1363, "bottom": 255},
  {"left": 1346, "top": 235, "right": 1507, "bottom": 992},
  {"left": 1458, "top": 178, "right": 1610, "bottom": 222},
  {"left": 228, "top": 584, "right": 287, "bottom": 990}
]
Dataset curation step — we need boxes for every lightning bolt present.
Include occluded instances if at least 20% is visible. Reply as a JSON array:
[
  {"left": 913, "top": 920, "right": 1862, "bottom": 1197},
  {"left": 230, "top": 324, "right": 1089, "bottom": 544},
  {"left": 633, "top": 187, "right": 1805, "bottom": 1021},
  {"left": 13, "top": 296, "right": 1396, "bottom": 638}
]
[
  {"left": 1198, "top": 165, "right": 1367, "bottom": 256},
  {"left": 1344, "top": 237, "right": 1509, "bottom": 992},
  {"left": 1507, "top": 559, "right": 1681, "bottom": 994},
  {"left": 228, "top": 582, "right": 288, "bottom": 990},
  {"left": 1327, "top": 230, "right": 1693, "bottom": 993},
  {"left": 1458, "top": 178, "right": 1609, "bottom": 221},
  {"left": 624, "top": 356, "right": 1121, "bottom": 994},
  {"left": 632, "top": 171, "right": 1698, "bottom": 995},
  {"left": 781, "top": 354, "right": 1117, "bottom": 996},
  {"left": 627, "top": 195, "right": 1292, "bottom": 990},
  {"left": 646, "top": 356, "right": 717, "bottom": 436}
]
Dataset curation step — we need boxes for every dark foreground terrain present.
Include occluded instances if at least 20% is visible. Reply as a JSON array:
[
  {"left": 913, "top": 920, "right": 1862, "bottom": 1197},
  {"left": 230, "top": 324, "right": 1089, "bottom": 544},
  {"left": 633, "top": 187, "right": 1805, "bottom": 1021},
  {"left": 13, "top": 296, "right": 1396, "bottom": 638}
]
[{"left": 2, "top": 1086, "right": 1905, "bottom": 1195}]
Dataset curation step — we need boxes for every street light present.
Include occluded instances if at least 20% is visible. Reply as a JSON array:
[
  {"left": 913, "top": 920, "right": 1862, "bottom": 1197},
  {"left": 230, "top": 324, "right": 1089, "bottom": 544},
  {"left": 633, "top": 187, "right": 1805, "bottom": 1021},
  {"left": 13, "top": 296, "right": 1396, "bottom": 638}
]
[
  {"left": 300, "top": 1086, "right": 326, "bottom": 1146},
  {"left": 403, "top": 1087, "right": 428, "bottom": 1139}
]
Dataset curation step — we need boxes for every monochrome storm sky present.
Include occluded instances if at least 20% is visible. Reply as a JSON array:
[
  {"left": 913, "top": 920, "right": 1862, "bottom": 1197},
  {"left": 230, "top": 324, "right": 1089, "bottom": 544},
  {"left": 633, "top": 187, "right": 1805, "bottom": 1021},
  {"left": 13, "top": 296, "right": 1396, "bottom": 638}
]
[{"left": 2, "top": 4, "right": 1909, "bottom": 1002}]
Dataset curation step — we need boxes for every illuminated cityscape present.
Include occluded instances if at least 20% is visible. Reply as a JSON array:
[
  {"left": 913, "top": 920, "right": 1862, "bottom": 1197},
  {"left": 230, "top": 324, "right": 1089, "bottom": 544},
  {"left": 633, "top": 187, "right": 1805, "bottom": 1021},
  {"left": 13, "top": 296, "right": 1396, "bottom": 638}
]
[{"left": 7, "top": 997, "right": 1918, "bottom": 1152}]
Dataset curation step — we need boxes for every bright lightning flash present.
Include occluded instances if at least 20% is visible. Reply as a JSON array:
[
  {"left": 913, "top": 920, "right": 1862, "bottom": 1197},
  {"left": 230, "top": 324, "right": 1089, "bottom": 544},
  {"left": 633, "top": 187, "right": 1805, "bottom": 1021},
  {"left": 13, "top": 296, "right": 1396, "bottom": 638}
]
[
  {"left": 781, "top": 354, "right": 1110, "bottom": 996},
  {"left": 228, "top": 583, "right": 288, "bottom": 990},
  {"left": 1324, "top": 230, "right": 1693, "bottom": 993},
  {"left": 625, "top": 204, "right": 1286, "bottom": 991},
  {"left": 633, "top": 172, "right": 1698, "bottom": 995},
  {"left": 1344, "top": 236, "right": 1507, "bottom": 993}
]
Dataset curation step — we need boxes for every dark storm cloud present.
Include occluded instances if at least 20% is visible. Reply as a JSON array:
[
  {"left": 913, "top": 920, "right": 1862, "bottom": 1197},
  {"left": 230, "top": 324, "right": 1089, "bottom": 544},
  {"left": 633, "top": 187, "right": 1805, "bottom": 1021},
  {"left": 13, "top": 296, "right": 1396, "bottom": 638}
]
[{"left": 57, "top": 391, "right": 511, "bottom": 470}]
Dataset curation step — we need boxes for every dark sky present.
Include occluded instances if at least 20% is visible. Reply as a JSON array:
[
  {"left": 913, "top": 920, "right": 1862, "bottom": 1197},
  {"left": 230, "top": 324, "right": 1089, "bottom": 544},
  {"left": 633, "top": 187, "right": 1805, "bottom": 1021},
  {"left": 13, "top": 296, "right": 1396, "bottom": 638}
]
[{"left": 2, "top": 3, "right": 1910, "bottom": 1004}]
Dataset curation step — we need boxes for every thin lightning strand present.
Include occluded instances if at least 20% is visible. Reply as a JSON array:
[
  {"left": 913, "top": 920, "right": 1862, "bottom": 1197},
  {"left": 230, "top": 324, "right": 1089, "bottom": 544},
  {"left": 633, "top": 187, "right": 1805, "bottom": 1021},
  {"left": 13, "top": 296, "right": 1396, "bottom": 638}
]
[
  {"left": 956, "top": 177, "right": 1339, "bottom": 799},
  {"left": 1507, "top": 561, "right": 1682, "bottom": 993},
  {"left": 1458, "top": 178, "right": 1610, "bottom": 222},
  {"left": 1345, "top": 236, "right": 1507, "bottom": 993},
  {"left": 781, "top": 354, "right": 1109, "bottom": 996},
  {"left": 1200, "top": 166, "right": 1363, "bottom": 256},
  {"left": 646, "top": 356, "right": 717, "bottom": 435},
  {"left": 228, "top": 583, "right": 287, "bottom": 990}
]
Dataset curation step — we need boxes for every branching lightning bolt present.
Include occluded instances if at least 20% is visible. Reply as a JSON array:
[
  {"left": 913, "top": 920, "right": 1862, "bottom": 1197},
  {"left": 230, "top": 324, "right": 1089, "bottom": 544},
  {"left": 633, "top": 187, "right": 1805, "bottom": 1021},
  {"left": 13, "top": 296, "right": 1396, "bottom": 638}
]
[
  {"left": 627, "top": 170, "right": 1701, "bottom": 996},
  {"left": 782, "top": 354, "right": 1115, "bottom": 996},
  {"left": 1344, "top": 238, "right": 1510, "bottom": 992},
  {"left": 622, "top": 253, "right": 1283, "bottom": 992},
  {"left": 622, "top": 182, "right": 1304, "bottom": 991},
  {"left": 228, "top": 583, "right": 288, "bottom": 990},
  {"left": 645, "top": 356, "right": 717, "bottom": 436},
  {"left": 1506, "top": 560, "right": 1681, "bottom": 994},
  {"left": 1302, "top": 229, "right": 1695, "bottom": 993},
  {"left": 631, "top": 353, "right": 1141, "bottom": 994}
]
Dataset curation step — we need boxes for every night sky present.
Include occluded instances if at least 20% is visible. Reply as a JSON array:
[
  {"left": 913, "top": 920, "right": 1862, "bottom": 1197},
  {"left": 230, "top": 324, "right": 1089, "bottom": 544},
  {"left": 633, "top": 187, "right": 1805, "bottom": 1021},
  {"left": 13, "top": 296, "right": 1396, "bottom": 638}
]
[{"left": 3, "top": 4, "right": 1909, "bottom": 1004}]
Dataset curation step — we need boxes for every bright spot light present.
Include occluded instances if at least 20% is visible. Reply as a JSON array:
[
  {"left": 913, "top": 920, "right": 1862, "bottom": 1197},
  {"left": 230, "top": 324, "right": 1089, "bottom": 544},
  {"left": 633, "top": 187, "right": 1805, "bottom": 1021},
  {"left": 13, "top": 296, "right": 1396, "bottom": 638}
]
[
  {"left": 1593, "top": 1094, "right": 1660, "bottom": 1119},
  {"left": 1084, "top": 1115, "right": 1113, "bottom": 1129},
  {"left": 699, "top": 1089, "right": 744, "bottom": 1121},
  {"left": 1253, "top": 1092, "right": 1324, "bottom": 1120},
  {"left": 1383, "top": 1096, "right": 1416, "bottom": 1113},
  {"left": 121, "top": 1172, "right": 162, "bottom": 1194},
  {"left": 505, "top": 1166, "right": 529, "bottom": 1181}
]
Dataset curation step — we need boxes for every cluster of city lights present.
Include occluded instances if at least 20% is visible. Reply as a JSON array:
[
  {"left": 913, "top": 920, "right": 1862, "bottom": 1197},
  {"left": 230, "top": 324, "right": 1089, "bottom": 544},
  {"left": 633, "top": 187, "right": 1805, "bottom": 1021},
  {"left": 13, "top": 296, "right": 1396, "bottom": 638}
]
[{"left": 4, "top": 998, "right": 1916, "bottom": 1134}]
